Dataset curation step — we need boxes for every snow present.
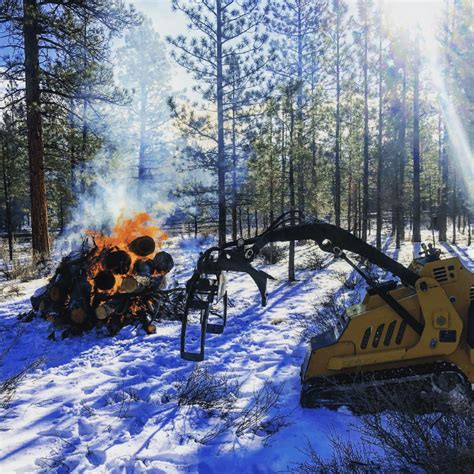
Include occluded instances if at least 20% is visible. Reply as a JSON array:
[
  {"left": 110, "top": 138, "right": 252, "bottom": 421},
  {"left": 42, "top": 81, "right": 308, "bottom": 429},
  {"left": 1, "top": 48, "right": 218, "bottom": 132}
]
[{"left": 0, "top": 232, "right": 472, "bottom": 472}]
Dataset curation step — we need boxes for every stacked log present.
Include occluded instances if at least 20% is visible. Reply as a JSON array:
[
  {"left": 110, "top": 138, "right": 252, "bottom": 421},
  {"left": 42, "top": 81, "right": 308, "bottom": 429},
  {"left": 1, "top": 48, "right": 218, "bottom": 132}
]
[{"left": 29, "top": 235, "right": 184, "bottom": 336}]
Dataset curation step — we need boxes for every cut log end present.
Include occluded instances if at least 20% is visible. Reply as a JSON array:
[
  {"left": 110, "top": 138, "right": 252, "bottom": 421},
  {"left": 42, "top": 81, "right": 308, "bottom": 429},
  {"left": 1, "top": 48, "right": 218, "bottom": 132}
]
[
  {"left": 120, "top": 275, "right": 163, "bottom": 294},
  {"left": 121, "top": 276, "right": 139, "bottom": 293},
  {"left": 133, "top": 259, "right": 154, "bottom": 276},
  {"left": 129, "top": 236, "right": 156, "bottom": 257},
  {"left": 94, "top": 270, "right": 116, "bottom": 291},
  {"left": 95, "top": 304, "right": 113, "bottom": 320},
  {"left": 145, "top": 324, "right": 156, "bottom": 334},
  {"left": 104, "top": 250, "right": 131, "bottom": 274},
  {"left": 71, "top": 307, "right": 87, "bottom": 324},
  {"left": 153, "top": 251, "right": 174, "bottom": 274}
]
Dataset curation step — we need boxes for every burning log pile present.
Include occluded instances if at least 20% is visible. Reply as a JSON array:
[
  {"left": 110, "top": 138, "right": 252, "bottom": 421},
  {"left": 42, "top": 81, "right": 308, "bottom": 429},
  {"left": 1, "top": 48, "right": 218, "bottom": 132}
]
[{"left": 29, "top": 213, "right": 185, "bottom": 336}]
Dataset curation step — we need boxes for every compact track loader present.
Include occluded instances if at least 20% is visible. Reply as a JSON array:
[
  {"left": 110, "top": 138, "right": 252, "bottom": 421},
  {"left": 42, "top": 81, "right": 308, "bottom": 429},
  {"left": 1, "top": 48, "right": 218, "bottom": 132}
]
[{"left": 181, "top": 212, "right": 474, "bottom": 411}]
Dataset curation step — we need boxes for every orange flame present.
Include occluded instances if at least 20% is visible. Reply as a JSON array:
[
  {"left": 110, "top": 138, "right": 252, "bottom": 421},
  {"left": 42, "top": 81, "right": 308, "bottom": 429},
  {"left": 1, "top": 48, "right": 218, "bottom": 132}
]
[
  {"left": 88, "top": 212, "right": 167, "bottom": 249},
  {"left": 86, "top": 212, "right": 169, "bottom": 301}
]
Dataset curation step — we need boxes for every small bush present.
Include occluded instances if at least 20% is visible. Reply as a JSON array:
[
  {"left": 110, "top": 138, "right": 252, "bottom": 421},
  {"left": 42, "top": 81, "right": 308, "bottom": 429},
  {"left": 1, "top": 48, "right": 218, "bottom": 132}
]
[
  {"left": 289, "top": 437, "right": 377, "bottom": 474},
  {"left": 176, "top": 366, "right": 240, "bottom": 411},
  {"left": 1, "top": 258, "right": 52, "bottom": 282},
  {"left": 296, "top": 291, "right": 361, "bottom": 340},
  {"left": 301, "top": 250, "right": 327, "bottom": 271},
  {"left": 259, "top": 245, "right": 286, "bottom": 265},
  {"left": 199, "top": 381, "right": 290, "bottom": 445},
  {"left": 0, "top": 358, "right": 44, "bottom": 409},
  {"left": 233, "top": 381, "right": 289, "bottom": 438}
]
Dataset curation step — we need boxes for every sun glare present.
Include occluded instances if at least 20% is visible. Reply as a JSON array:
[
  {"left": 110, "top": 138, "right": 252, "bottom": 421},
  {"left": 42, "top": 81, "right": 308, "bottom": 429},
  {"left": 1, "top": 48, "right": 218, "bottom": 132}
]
[
  {"left": 381, "top": 0, "right": 474, "bottom": 201},
  {"left": 383, "top": 0, "right": 441, "bottom": 42}
]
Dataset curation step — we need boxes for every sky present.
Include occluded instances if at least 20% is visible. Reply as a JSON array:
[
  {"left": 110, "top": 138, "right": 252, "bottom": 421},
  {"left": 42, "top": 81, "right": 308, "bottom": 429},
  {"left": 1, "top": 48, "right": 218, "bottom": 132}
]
[
  {"left": 0, "top": 1, "right": 446, "bottom": 105},
  {"left": 130, "top": 0, "right": 445, "bottom": 93}
]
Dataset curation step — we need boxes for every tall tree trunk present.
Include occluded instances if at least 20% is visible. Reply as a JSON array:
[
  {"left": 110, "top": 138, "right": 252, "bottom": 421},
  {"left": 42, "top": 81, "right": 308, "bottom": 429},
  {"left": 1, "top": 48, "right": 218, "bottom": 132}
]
[
  {"left": 269, "top": 115, "right": 275, "bottom": 224},
  {"left": 288, "top": 96, "right": 296, "bottom": 282},
  {"left": 216, "top": 0, "right": 226, "bottom": 246},
  {"left": 396, "top": 58, "right": 407, "bottom": 248},
  {"left": 280, "top": 121, "right": 286, "bottom": 216},
  {"left": 376, "top": 3, "right": 383, "bottom": 249},
  {"left": 438, "top": 118, "right": 448, "bottom": 241},
  {"left": 238, "top": 206, "right": 243, "bottom": 237},
  {"left": 452, "top": 168, "right": 457, "bottom": 244},
  {"left": 347, "top": 154, "right": 353, "bottom": 233},
  {"left": 311, "top": 137, "right": 317, "bottom": 218},
  {"left": 247, "top": 207, "right": 251, "bottom": 238},
  {"left": 358, "top": 182, "right": 362, "bottom": 238},
  {"left": 362, "top": 4, "right": 370, "bottom": 242},
  {"left": 296, "top": 7, "right": 305, "bottom": 217},
  {"left": 79, "top": 16, "right": 89, "bottom": 196},
  {"left": 23, "top": 0, "right": 50, "bottom": 262},
  {"left": 231, "top": 94, "right": 238, "bottom": 241},
  {"left": 412, "top": 37, "right": 421, "bottom": 243},
  {"left": 334, "top": 0, "right": 341, "bottom": 228},
  {"left": 1, "top": 141, "right": 13, "bottom": 260},
  {"left": 68, "top": 104, "right": 78, "bottom": 196}
]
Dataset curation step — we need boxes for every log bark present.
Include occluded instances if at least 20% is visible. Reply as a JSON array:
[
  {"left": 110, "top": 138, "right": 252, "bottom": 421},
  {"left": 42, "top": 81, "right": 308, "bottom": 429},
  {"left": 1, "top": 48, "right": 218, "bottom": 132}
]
[{"left": 68, "top": 274, "right": 91, "bottom": 324}]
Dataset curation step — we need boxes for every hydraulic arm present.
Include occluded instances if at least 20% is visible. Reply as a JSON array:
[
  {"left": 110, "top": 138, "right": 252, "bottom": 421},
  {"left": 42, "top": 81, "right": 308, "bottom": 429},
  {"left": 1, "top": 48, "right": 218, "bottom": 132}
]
[{"left": 181, "top": 213, "right": 422, "bottom": 360}]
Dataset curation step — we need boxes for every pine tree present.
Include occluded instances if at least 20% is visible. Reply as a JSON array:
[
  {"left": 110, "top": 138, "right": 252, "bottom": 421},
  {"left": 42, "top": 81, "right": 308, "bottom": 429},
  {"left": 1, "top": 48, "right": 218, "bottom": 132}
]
[
  {"left": 325, "top": 0, "right": 352, "bottom": 228},
  {"left": 270, "top": 0, "right": 324, "bottom": 217},
  {"left": 375, "top": 0, "right": 384, "bottom": 249},
  {"left": 168, "top": 0, "right": 268, "bottom": 246},
  {"left": 0, "top": 0, "right": 139, "bottom": 262},
  {"left": 355, "top": 0, "right": 373, "bottom": 242}
]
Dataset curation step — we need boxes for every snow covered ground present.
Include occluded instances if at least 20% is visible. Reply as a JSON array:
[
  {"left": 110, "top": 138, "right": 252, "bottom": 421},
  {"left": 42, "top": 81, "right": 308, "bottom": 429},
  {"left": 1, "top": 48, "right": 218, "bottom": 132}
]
[{"left": 0, "top": 232, "right": 472, "bottom": 473}]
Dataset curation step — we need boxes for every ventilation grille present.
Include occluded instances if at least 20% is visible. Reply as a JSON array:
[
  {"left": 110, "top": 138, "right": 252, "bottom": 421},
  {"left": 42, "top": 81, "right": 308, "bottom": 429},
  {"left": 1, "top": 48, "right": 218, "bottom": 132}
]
[
  {"left": 470, "top": 285, "right": 474, "bottom": 301},
  {"left": 433, "top": 266, "right": 448, "bottom": 283}
]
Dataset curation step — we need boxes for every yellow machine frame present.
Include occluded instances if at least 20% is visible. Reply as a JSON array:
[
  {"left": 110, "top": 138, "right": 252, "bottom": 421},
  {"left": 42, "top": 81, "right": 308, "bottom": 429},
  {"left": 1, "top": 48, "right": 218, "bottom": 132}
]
[{"left": 302, "top": 256, "right": 474, "bottom": 385}]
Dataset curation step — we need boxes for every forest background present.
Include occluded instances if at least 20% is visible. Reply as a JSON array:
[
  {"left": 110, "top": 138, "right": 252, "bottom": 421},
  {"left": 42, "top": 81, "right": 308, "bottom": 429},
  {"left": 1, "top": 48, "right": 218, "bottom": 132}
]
[{"left": 0, "top": 0, "right": 472, "bottom": 272}]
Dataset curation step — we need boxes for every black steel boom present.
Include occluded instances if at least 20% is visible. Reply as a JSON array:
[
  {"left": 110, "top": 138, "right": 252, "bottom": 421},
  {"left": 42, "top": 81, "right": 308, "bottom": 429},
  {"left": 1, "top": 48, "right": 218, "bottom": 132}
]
[{"left": 181, "top": 215, "right": 422, "bottom": 360}]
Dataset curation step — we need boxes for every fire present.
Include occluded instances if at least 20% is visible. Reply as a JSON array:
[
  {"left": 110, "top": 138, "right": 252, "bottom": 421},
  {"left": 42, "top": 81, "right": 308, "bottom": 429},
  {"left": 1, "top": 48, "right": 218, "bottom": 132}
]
[
  {"left": 89, "top": 212, "right": 167, "bottom": 250},
  {"left": 86, "top": 212, "right": 171, "bottom": 315}
]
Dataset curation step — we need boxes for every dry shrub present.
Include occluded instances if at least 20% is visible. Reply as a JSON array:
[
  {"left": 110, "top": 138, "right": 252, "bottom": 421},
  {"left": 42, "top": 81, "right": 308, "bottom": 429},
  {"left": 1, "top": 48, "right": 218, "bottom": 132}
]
[
  {"left": 298, "top": 292, "right": 360, "bottom": 338},
  {"left": 176, "top": 365, "right": 240, "bottom": 411},
  {"left": 0, "top": 358, "right": 44, "bottom": 409},
  {"left": 232, "top": 381, "right": 289, "bottom": 438},
  {"left": 199, "top": 381, "right": 290, "bottom": 445},
  {"left": 342, "top": 273, "right": 361, "bottom": 290},
  {"left": 289, "top": 437, "right": 378, "bottom": 474},
  {"left": 0, "top": 328, "right": 45, "bottom": 410},
  {"left": 175, "top": 369, "right": 289, "bottom": 445},
  {"left": 290, "top": 385, "right": 474, "bottom": 474},
  {"left": 1, "top": 261, "right": 36, "bottom": 282},
  {"left": 1, "top": 257, "right": 52, "bottom": 282}
]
